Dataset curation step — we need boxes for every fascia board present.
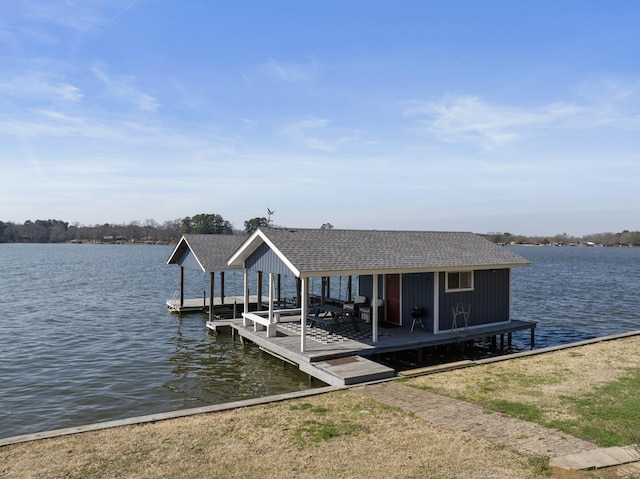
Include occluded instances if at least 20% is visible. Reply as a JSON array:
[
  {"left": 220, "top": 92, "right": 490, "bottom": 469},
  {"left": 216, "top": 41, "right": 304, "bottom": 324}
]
[
  {"left": 227, "top": 230, "right": 263, "bottom": 266},
  {"left": 183, "top": 236, "right": 206, "bottom": 272},
  {"left": 299, "top": 262, "right": 529, "bottom": 278},
  {"left": 259, "top": 231, "right": 301, "bottom": 277},
  {"left": 166, "top": 236, "right": 206, "bottom": 272},
  {"left": 166, "top": 236, "right": 186, "bottom": 265}
]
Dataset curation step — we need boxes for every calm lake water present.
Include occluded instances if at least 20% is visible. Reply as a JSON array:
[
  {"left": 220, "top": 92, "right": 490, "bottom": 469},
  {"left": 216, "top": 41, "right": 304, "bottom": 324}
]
[{"left": 1, "top": 243, "right": 639, "bottom": 440}]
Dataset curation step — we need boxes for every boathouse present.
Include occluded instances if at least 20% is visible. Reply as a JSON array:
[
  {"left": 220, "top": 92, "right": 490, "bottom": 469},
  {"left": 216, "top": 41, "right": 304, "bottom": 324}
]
[
  {"left": 227, "top": 227, "right": 534, "bottom": 349},
  {"left": 166, "top": 234, "right": 249, "bottom": 319},
  {"left": 168, "top": 228, "right": 536, "bottom": 385}
]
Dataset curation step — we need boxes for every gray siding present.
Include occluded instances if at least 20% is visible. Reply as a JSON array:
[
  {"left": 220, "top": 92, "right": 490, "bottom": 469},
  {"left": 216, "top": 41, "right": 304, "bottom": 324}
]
[
  {"left": 178, "top": 249, "right": 202, "bottom": 270},
  {"left": 402, "top": 272, "right": 435, "bottom": 332},
  {"left": 357, "top": 274, "right": 384, "bottom": 304},
  {"left": 438, "top": 268, "right": 510, "bottom": 331},
  {"left": 245, "top": 243, "right": 293, "bottom": 276}
]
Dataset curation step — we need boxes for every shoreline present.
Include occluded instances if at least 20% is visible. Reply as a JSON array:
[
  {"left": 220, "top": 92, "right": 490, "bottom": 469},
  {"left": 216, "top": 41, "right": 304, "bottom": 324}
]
[{"left": 3, "top": 329, "right": 639, "bottom": 449}]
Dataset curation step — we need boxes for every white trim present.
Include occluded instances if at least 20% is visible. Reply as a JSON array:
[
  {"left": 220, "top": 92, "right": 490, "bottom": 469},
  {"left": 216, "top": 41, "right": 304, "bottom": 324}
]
[
  {"left": 242, "top": 268, "right": 250, "bottom": 327},
  {"left": 297, "top": 263, "right": 528, "bottom": 278},
  {"left": 167, "top": 236, "right": 207, "bottom": 272},
  {"left": 433, "top": 272, "right": 440, "bottom": 334},
  {"left": 300, "top": 277, "right": 308, "bottom": 352},
  {"left": 228, "top": 229, "right": 301, "bottom": 277},
  {"left": 445, "top": 270, "right": 474, "bottom": 293},
  {"left": 372, "top": 274, "right": 379, "bottom": 343}
]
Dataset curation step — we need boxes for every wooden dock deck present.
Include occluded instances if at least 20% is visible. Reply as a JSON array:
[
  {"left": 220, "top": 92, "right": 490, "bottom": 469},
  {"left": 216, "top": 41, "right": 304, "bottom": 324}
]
[
  {"left": 166, "top": 295, "right": 261, "bottom": 315},
  {"left": 207, "top": 317, "right": 535, "bottom": 386}
]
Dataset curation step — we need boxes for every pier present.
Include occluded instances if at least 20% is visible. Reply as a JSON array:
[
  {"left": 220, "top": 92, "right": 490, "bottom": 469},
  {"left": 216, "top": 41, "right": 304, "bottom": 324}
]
[{"left": 207, "top": 316, "right": 535, "bottom": 386}]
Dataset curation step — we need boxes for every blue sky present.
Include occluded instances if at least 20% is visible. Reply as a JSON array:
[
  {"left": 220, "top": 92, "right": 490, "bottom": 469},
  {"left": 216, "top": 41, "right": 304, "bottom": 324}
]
[{"left": 1, "top": 1, "right": 639, "bottom": 236}]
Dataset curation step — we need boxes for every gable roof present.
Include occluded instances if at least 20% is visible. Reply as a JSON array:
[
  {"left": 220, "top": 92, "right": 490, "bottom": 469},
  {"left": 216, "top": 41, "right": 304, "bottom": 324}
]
[
  {"left": 228, "top": 228, "right": 530, "bottom": 277},
  {"left": 167, "top": 234, "right": 247, "bottom": 272}
]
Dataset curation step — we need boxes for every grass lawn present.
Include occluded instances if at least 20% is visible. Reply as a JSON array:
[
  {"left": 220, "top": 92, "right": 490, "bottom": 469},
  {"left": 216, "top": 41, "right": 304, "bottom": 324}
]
[
  {"left": 0, "top": 390, "right": 544, "bottom": 479},
  {"left": 407, "top": 335, "right": 640, "bottom": 448}
]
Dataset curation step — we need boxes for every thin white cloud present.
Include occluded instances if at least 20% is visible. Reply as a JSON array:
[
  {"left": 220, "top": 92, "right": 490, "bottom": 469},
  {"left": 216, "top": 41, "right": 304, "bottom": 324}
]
[
  {"left": 3, "top": 1, "right": 136, "bottom": 34},
  {"left": 91, "top": 64, "right": 159, "bottom": 112},
  {"left": 260, "top": 59, "right": 317, "bottom": 83},
  {"left": 0, "top": 72, "right": 83, "bottom": 102},
  {"left": 404, "top": 95, "right": 582, "bottom": 150},
  {"left": 280, "top": 117, "right": 334, "bottom": 151},
  {"left": 279, "top": 117, "right": 367, "bottom": 152},
  {"left": 574, "top": 77, "right": 640, "bottom": 128}
]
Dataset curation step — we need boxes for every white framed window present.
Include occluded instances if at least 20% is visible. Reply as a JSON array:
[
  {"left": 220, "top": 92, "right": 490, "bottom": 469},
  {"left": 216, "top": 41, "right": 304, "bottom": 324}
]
[{"left": 445, "top": 271, "right": 474, "bottom": 292}]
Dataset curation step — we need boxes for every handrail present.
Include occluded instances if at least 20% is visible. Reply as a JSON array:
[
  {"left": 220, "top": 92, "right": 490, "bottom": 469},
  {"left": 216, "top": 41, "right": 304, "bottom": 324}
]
[{"left": 168, "top": 290, "right": 180, "bottom": 310}]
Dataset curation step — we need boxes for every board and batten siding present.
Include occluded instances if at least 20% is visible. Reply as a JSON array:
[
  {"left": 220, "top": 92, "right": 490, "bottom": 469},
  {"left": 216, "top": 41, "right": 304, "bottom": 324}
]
[
  {"left": 244, "top": 243, "right": 293, "bottom": 276},
  {"left": 176, "top": 248, "right": 202, "bottom": 271},
  {"left": 402, "top": 272, "right": 435, "bottom": 332},
  {"left": 438, "top": 268, "right": 511, "bottom": 331}
]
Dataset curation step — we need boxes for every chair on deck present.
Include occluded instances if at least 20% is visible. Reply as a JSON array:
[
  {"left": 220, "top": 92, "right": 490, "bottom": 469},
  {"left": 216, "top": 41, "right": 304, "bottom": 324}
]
[
  {"left": 343, "top": 295, "right": 367, "bottom": 317},
  {"left": 452, "top": 303, "right": 471, "bottom": 330},
  {"left": 359, "top": 299, "right": 384, "bottom": 323}
]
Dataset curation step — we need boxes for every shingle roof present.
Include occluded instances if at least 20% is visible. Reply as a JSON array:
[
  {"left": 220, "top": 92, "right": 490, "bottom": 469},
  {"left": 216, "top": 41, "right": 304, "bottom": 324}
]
[
  {"left": 249, "top": 228, "right": 530, "bottom": 275},
  {"left": 167, "top": 234, "right": 247, "bottom": 272}
]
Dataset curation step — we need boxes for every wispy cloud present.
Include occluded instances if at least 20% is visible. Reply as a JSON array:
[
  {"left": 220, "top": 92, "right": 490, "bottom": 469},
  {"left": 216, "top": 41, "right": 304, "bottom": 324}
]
[
  {"left": 281, "top": 117, "right": 333, "bottom": 151},
  {"left": 404, "top": 95, "right": 582, "bottom": 150},
  {"left": 260, "top": 59, "right": 318, "bottom": 83},
  {"left": 0, "top": 72, "right": 83, "bottom": 102},
  {"left": 91, "top": 64, "right": 159, "bottom": 111}
]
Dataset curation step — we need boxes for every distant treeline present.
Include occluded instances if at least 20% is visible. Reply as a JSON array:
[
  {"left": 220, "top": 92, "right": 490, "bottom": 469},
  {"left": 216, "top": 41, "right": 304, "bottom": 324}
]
[
  {"left": 0, "top": 213, "right": 268, "bottom": 244},
  {"left": 484, "top": 230, "right": 640, "bottom": 247},
  {"left": 0, "top": 216, "right": 638, "bottom": 246}
]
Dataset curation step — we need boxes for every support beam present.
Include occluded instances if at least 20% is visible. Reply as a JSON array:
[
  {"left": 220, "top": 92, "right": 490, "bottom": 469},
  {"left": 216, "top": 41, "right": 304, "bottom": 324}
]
[
  {"left": 257, "top": 271, "right": 263, "bottom": 311},
  {"left": 243, "top": 269, "right": 250, "bottom": 327},
  {"left": 531, "top": 326, "right": 535, "bottom": 349},
  {"left": 300, "top": 277, "right": 308, "bottom": 353},
  {"left": 277, "top": 274, "right": 281, "bottom": 306},
  {"left": 179, "top": 266, "right": 185, "bottom": 307},
  {"left": 209, "top": 272, "right": 214, "bottom": 321},
  {"left": 267, "top": 272, "right": 276, "bottom": 337},
  {"left": 433, "top": 272, "right": 440, "bottom": 334},
  {"left": 220, "top": 271, "right": 225, "bottom": 304},
  {"left": 372, "top": 274, "right": 379, "bottom": 342}
]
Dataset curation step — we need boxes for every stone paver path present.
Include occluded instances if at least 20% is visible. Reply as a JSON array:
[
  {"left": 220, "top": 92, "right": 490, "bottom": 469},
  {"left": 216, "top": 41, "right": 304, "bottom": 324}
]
[{"left": 356, "top": 381, "right": 597, "bottom": 458}]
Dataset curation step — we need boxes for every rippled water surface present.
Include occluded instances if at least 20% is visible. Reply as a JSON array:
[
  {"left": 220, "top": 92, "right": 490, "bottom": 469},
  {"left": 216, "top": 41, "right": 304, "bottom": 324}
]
[
  {"left": 1, "top": 243, "right": 639, "bottom": 439},
  {"left": 0, "top": 243, "right": 312, "bottom": 440},
  {"left": 509, "top": 246, "right": 640, "bottom": 347}
]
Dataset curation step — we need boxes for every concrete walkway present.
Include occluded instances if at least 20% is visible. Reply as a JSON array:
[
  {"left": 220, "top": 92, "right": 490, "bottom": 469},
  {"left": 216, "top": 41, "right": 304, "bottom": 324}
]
[{"left": 354, "top": 381, "right": 638, "bottom": 469}]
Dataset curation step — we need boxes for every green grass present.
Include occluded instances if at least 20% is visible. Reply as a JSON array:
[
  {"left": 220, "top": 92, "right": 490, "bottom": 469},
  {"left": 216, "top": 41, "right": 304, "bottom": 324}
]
[
  {"left": 413, "top": 364, "right": 640, "bottom": 447},
  {"left": 547, "top": 369, "right": 640, "bottom": 446}
]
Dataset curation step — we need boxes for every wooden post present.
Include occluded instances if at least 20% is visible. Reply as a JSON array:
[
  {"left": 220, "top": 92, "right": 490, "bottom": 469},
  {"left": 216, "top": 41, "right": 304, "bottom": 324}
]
[
  {"left": 372, "top": 274, "right": 379, "bottom": 342},
  {"left": 243, "top": 269, "right": 250, "bottom": 327},
  {"left": 347, "top": 276, "right": 352, "bottom": 301},
  {"left": 209, "top": 272, "right": 215, "bottom": 321},
  {"left": 267, "top": 273, "right": 275, "bottom": 337},
  {"left": 300, "top": 277, "right": 308, "bottom": 353},
  {"left": 179, "top": 266, "right": 184, "bottom": 307},
  {"left": 508, "top": 332, "right": 512, "bottom": 348},
  {"left": 531, "top": 326, "right": 535, "bottom": 349},
  {"left": 220, "top": 271, "right": 225, "bottom": 304},
  {"left": 277, "top": 274, "right": 281, "bottom": 306}
]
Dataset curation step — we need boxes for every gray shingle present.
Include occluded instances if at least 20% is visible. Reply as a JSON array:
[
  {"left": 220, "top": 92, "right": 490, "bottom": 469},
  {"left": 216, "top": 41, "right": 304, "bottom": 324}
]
[
  {"left": 167, "top": 234, "right": 247, "bottom": 272},
  {"left": 258, "top": 228, "right": 529, "bottom": 273}
]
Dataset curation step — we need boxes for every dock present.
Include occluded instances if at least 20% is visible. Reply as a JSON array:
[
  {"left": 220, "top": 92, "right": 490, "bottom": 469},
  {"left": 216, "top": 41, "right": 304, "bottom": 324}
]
[
  {"left": 166, "top": 295, "right": 261, "bottom": 315},
  {"left": 206, "top": 317, "right": 535, "bottom": 387}
]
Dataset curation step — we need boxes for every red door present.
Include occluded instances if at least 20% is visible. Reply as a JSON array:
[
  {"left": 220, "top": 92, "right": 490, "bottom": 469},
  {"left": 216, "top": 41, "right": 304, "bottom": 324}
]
[{"left": 386, "top": 274, "right": 401, "bottom": 325}]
